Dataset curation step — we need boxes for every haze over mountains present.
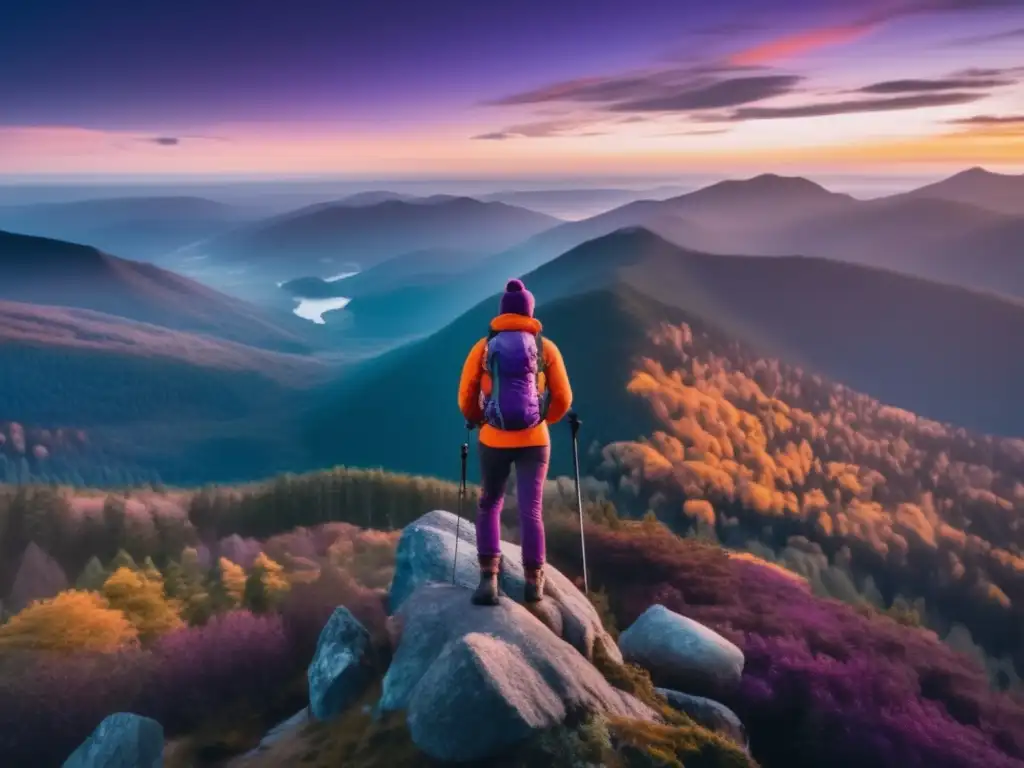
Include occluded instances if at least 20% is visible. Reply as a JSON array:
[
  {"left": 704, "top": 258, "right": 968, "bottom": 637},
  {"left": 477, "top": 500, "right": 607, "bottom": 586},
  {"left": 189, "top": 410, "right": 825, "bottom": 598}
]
[
  {"left": 0, "top": 230, "right": 312, "bottom": 352},
  {"left": 305, "top": 227, "right": 1024, "bottom": 480},
  {"left": 200, "top": 195, "right": 560, "bottom": 283},
  {"left": 1, "top": 165, "right": 1022, "bottom": 485},
  {"left": 0, "top": 196, "right": 254, "bottom": 262}
]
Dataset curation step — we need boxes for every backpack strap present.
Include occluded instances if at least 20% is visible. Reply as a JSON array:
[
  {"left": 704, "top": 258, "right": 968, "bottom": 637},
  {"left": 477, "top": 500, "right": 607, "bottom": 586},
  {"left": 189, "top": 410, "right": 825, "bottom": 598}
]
[{"left": 535, "top": 331, "right": 550, "bottom": 420}]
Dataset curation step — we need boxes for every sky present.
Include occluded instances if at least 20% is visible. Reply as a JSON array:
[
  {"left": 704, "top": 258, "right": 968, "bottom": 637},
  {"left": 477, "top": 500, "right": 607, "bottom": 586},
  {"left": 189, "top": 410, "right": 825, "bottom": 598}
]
[{"left": 2, "top": 0, "right": 1023, "bottom": 178}]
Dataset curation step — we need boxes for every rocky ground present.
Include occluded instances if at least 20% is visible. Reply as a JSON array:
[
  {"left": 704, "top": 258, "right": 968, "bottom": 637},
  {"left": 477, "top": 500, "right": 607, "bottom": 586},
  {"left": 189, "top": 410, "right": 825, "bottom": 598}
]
[{"left": 64, "top": 510, "right": 755, "bottom": 767}]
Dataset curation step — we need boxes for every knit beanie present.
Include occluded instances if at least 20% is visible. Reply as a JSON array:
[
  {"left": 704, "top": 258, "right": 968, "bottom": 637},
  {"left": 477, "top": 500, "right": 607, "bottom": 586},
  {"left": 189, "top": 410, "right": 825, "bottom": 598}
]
[{"left": 498, "top": 278, "right": 535, "bottom": 317}]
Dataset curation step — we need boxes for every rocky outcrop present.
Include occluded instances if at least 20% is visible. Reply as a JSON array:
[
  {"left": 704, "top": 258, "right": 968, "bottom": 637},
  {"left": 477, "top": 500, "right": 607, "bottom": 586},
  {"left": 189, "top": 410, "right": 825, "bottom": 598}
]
[
  {"left": 62, "top": 713, "right": 163, "bottom": 768},
  {"left": 619, "top": 604, "right": 744, "bottom": 698},
  {"left": 657, "top": 688, "right": 747, "bottom": 748},
  {"left": 307, "top": 607, "right": 374, "bottom": 720},
  {"left": 389, "top": 509, "right": 620, "bottom": 664},
  {"left": 382, "top": 582, "right": 656, "bottom": 763}
]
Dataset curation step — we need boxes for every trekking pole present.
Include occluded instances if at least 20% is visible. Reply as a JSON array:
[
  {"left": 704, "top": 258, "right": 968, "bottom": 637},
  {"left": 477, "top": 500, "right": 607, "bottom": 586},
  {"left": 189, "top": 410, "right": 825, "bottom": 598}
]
[
  {"left": 567, "top": 410, "right": 589, "bottom": 595},
  {"left": 452, "top": 423, "right": 472, "bottom": 585}
]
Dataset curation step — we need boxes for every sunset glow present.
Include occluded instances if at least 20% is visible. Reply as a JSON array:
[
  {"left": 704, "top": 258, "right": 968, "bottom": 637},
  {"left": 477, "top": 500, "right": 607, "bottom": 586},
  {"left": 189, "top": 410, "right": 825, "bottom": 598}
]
[{"left": 3, "top": 0, "right": 1023, "bottom": 177}]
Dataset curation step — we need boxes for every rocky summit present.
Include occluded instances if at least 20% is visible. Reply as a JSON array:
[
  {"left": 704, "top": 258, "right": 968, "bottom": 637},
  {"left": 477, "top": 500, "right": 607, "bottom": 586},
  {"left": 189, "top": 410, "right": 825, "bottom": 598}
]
[
  {"left": 382, "top": 581, "right": 656, "bottom": 762},
  {"left": 389, "top": 508, "right": 622, "bottom": 664}
]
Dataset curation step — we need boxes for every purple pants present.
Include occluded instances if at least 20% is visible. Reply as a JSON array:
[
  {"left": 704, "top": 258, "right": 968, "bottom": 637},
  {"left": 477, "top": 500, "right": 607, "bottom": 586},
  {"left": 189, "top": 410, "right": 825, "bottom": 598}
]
[{"left": 476, "top": 443, "right": 550, "bottom": 569}]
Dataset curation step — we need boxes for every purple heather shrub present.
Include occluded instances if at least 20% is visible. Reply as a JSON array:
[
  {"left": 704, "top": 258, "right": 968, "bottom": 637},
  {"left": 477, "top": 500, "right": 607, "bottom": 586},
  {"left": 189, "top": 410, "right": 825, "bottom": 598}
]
[
  {"left": 548, "top": 521, "right": 1024, "bottom": 768},
  {"left": 140, "top": 610, "right": 294, "bottom": 732},
  {"left": 0, "top": 612, "right": 297, "bottom": 767},
  {"left": 0, "top": 650, "right": 152, "bottom": 767}
]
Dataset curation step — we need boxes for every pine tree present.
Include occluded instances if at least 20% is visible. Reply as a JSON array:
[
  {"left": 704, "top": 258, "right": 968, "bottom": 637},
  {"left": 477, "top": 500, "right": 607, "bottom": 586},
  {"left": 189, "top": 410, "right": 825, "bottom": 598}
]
[
  {"left": 141, "top": 556, "right": 162, "bottom": 582},
  {"left": 108, "top": 548, "right": 138, "bottom": 572},
  {"left": 242, "top": 552, "right": 289, "bottom": 614},
  {"left": 75, "top": 556, "right": 110, "bottom": 592},
  {"left": 162, "top": 560, "right": 186, "bottom": 599},
  {"left": 202, "top": 563, "right": 232, "bottom": 618}
]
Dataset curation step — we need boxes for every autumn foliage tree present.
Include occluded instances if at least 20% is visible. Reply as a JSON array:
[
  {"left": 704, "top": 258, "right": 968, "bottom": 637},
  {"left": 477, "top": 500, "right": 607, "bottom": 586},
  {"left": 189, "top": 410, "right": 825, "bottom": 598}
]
[
  {"left": 101, "top": 567, "right": 182, "bottom": 644},
  {"left": 0, "top": 590, "right": 137, "bottom": 653},
  {"left": 598, "top": 319, "right": 1024, "bottom": 680},
  {"left": 242, "top": 552, "right": 289, "bottom": 614},
  {"left": 218, "top": 557, "right": 246, "bottom": 607}
]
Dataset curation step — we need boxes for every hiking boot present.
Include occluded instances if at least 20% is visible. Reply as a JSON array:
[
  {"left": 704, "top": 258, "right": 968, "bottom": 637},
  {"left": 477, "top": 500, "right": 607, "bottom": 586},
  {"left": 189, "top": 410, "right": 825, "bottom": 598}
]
[
  {"left": 524, "top": 564, "right": 546, "bottom": 603},
  {"left": 471, "top": 555, "right": 501, "bottom": 606}
]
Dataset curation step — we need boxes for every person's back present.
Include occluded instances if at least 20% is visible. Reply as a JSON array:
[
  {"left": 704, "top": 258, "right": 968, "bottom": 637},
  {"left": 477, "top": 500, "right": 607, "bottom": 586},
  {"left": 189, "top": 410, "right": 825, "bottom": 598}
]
[{"left": 458, "top": 278, "right": 572, "bottom": 605}]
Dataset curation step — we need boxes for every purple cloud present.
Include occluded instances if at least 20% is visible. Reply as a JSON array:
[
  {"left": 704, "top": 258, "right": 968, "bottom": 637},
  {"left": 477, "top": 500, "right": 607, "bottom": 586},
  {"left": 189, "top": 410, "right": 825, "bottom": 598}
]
[
  {"left": 858, "top": 77, "right": 1012, "bottom": 94},
  {"left": 728, "top": 91, "right": 987, "bottom": 121},
  {"left": 609, "top": 75, "right": 802, "bottom": 112}
]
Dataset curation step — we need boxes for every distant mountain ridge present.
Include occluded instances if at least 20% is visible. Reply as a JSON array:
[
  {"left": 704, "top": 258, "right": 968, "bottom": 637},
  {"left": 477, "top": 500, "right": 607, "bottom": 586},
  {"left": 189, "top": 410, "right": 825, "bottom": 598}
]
[
  {"left": 0, "top": 195, "right": 250, "bottom": 261},
  {"left": 305, "top": 227, "right": 1024, "bottom": 480},
  {"left": 204, "top": 196, "right": 561, "bottom": 280},
  {"left": 0, "top": 230, "right": 312, "bottom": 352},
  {"left": 895, "top": 167, "right": 1024, "bottom": 216}
]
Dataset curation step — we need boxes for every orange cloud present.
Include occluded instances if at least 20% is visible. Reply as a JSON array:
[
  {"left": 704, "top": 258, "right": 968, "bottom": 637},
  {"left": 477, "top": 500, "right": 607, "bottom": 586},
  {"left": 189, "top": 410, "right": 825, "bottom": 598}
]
[{"left": 729, "top": 22, "right": 877, "bottom": 66}]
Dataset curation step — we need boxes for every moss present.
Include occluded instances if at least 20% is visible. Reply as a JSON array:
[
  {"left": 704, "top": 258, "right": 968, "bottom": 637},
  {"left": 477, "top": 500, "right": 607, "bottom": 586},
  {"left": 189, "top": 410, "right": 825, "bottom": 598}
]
[
  {"left": 592, "top": 638, "right": 695, "bottom": 727},
  {"left": 609, "top": 718, "right": 757, "bottom": 768},
  {"left": 589, "top": 588, "right": 621, "bottom": 640}
]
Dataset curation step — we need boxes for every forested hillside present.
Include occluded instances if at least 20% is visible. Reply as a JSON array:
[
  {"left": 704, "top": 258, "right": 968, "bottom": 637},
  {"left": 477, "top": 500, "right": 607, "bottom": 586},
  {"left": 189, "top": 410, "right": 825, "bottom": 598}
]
[
  {"left": 596, "top": 314, "right": 1024, "bottom": 685},
  {"left": 1, "top": 468, "right": 1023, "bottom": 767}
]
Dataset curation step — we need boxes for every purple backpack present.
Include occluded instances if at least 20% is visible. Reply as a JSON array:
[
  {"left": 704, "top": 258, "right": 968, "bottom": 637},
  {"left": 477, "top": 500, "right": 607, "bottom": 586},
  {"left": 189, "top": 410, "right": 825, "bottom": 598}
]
[{"left": 483, "top": 328, "right": 549, "bottom": 431}]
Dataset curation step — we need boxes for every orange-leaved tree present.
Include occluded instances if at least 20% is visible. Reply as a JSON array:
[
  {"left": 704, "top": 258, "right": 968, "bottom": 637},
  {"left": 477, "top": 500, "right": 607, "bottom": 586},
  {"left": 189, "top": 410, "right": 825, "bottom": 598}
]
[
  {"left": 0, "top": 590, "right": 138, "bottom": 652},
  {"left": 102, "top": 566, "right": 183, "bottom": 644}
]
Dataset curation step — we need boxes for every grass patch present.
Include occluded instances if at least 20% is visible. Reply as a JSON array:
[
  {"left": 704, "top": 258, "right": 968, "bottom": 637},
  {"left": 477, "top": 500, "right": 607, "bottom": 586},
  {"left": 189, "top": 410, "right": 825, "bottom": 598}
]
[{"left": 609, "top": 718, "right": 756, "bottom": 768}]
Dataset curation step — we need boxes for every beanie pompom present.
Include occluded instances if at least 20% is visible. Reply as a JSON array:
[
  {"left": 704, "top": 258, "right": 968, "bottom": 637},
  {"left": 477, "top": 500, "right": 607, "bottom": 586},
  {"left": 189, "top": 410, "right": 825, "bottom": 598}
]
[{"left": 499, "top": 278, "right": 535, "bottom": 317}]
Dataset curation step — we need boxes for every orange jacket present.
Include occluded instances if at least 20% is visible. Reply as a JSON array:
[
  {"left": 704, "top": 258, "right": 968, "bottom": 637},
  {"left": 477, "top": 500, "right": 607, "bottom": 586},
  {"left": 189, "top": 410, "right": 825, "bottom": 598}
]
[{"left": 458, "top": 314, "right": 573, "bottom": 448}]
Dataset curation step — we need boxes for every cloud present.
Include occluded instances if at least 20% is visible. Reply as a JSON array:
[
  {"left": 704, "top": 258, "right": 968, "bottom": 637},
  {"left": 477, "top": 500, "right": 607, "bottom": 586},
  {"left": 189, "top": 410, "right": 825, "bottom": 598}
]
[
  {"left": 724, "top": 0, "right": 1022, "bottom": 67},
  {"left": 728, "top": 24, "right": 876, "bottom": 67},
  {"left": 147, "top": 136, "right": 180, "bottom": 146},
  {"left": 858, "top": 75, "right": 1015, "bottom": 94},
  {"left": 488, "top": 70, "right": 801, "bottom": 115},
  {"left": 947, "top": 114, "right": 1024, "bottom": 126},
  {"left": 729, "top": 91, "right": 987, "bottom": 121},
  {"left": 658, "top": 128, "right": 732, "bottom": 137},
  {"left": 488, "top": 74, "right": 666, "bottom": 107},
  {"left": 943, "top": 26, "right": 1024, "bottom": 46},
  {"left": 471, "top": 119, "right": 599, "bottom": 140},
  {"left": 609, "top": 75, "right": 803, "bottom": 112}
]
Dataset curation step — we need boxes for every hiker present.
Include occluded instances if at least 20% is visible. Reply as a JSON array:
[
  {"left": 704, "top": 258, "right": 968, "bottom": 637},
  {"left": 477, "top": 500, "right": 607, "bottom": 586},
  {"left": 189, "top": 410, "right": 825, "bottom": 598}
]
[{"left": 458, "top": 278, "right": 573, "bottom": 606}]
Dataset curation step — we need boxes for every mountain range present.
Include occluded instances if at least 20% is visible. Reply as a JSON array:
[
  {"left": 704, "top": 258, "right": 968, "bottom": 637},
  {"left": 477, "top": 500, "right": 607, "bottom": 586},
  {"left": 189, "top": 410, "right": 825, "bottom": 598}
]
[
  {"left": 303, "top": 227, "right": 1024, "bottom": 481},
  {"left": 0, "top": 230, "right": 313, "bottom": 352},
  {"left": 3, "top": 166, "right": 1023, "bottom": 485},
  {"left": 896, "top": 166, "right": 1024, "bottom": 216},
  {"left": 311, "top": 168, "right": 1023, "bottom": 350},
  {"left": 200, "top": 196, "right": 561, "bottom": 282},
  {"left": 0, "top": 196, "right": 252, "bottom": 262}
]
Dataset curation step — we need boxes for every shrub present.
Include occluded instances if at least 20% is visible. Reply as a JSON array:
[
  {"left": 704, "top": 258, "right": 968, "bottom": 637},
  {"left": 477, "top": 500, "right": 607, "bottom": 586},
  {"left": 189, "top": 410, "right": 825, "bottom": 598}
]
[
  {"left": 280, "top": 564, "right": 389, "bottom": 664},
  {"left": 139, "top": 611, "right": 296, "bottom": 734},
  {"left": 0, "top": 610, "right": 296, "bottom": 767},
  {"left": 0, "top": 649, "right": 152, "bottom": 766},
  {"left": 0, "top": 590, "right": 137, "bottom": 653},
  {"left": 559, "top": 523, "right": 1024, "bottom": 768}
]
